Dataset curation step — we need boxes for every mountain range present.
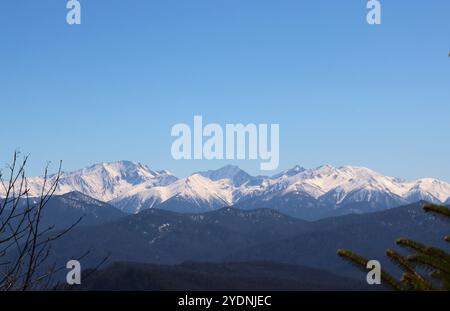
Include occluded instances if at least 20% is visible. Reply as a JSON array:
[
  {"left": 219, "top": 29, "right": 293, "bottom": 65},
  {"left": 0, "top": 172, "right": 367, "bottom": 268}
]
[
  {"left": 3, "top": 161, "right": 448, "bottom": 290},
  {"left": 46, "top": 201, "right": 449, "bottom": 283},
  {"left": 4, "top": 161, "right": 450, "bottom": 220}
]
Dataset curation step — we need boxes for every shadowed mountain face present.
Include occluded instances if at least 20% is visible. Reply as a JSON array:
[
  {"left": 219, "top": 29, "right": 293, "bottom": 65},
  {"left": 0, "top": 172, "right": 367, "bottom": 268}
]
[
  {"left": 76, "top": 261, "right": 370, "bottom": 291},
  {"left": 233, "top": 192, "right": 400, "bottom": 220},
  {"left": 1, "top": 192, "right": 125, "bottom": 231},
  {"left": 40, "top": 192, "right": 126, "bottom": 229},
  {"left": 45, "top": 201, "right": 448, "bottom": 283},
  {"left": 228, "top": 202, "right": 450, "bottom": 279},
  {"left": 46, "top": 207, "right": 309, "bottom": 269}
]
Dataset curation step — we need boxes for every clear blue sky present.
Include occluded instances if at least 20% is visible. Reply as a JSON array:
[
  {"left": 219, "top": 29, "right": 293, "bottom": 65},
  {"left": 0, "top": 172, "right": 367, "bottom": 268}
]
[{"left": 1, "top": 1, "right": 449, "bottom": 181}]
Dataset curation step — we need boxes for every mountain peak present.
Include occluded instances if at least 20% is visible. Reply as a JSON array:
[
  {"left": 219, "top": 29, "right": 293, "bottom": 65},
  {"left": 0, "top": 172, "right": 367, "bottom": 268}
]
[
  {"left": 271, "top": 165, "right": 306, "bottom": 179},
  {"left": 80, "top": 161, "right": 161, "bottom": 185},
  {"left": 214, "top": 165, "right": 242, "bottom": 175},
  {"left": 196, "top": 165, "right": 255, "bottom": 187},
  {"left": 315, "top": 164, "right": 337, "bottom": 173},
  {"left": 23, "top": 161, "right": 178, "bottom": 202}
]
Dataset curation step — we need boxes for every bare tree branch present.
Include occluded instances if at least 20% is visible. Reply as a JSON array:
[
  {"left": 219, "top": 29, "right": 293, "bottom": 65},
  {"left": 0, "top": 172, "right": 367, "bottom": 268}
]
[{"left": 0, "top": 152, "right": 88, "bottom": 291}]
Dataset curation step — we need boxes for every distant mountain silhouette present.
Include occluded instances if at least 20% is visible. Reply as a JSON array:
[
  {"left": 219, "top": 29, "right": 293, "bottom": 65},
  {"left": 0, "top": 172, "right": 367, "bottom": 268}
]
[
  {"left": 46, "top": 201, "right": 448, "bottom": 283},
  {"left": 47, "top": 207, "right": 308, "bottom": 270},
  {"left": 228, "top": 202, "right": 449, "bottom": 278},
  {"left": 1, "top": 191, "right": 125, "bottom": 230}
]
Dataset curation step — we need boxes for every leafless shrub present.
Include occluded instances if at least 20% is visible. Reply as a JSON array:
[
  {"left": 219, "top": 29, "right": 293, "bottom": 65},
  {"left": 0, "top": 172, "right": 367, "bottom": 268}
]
[{"left": 0, "top": 151, "right": 83, "bottom": 290}]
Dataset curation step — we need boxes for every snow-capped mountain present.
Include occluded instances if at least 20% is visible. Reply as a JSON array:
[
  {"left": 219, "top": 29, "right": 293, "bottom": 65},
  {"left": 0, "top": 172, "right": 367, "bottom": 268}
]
[
  {"left": 108, "top": 164, "right": 450, "bottom": 218},
  {"left": 110, "top": 174, "right": 234, "bottom": 214},
  {"left": 23, "top": 161, "right": 178, "bottom": 202},
  {"left": 5, "top": 162, "right": 450, "bottom": 219},
  {"left": 196, "top": 165, "right": 266, "bottom": 187},
  {"left": 233, "top": 165, "right": 450, "bottom": 219},
  {"left": 270, "top": 165, "right": 306, "bottom": 179}
]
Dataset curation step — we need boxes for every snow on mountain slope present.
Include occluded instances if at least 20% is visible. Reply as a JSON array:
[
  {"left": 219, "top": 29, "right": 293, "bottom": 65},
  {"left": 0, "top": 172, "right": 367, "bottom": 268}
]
[
  {"left": 111, "top": 174, "right": 233, "bottom": 213},
  {"left": 270, "top": 165, "right": 450, "bottom": 205},
  {"left": 279, "top": 165, "right": 406, "bottom": 200},
  {"left": 114, "top": 164, "right": 450, "bottom": 214},
  {"left": 5, "top": 162, "right": 450, "bottom": 216},
  {"left": 403, "top": 178, "right": 450, "bottom": 204},
  {"left": 231, "top": 165, "right": 450, "bottom": 212},
  {"left": 271, "top": 165, "right": 306, "bottom": 179},
  {"left": 22, "top": 161, "right": 178, "bottom": 202},
  {"left": 196, "top": 165, "right": 257, "bottom": 187}
]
